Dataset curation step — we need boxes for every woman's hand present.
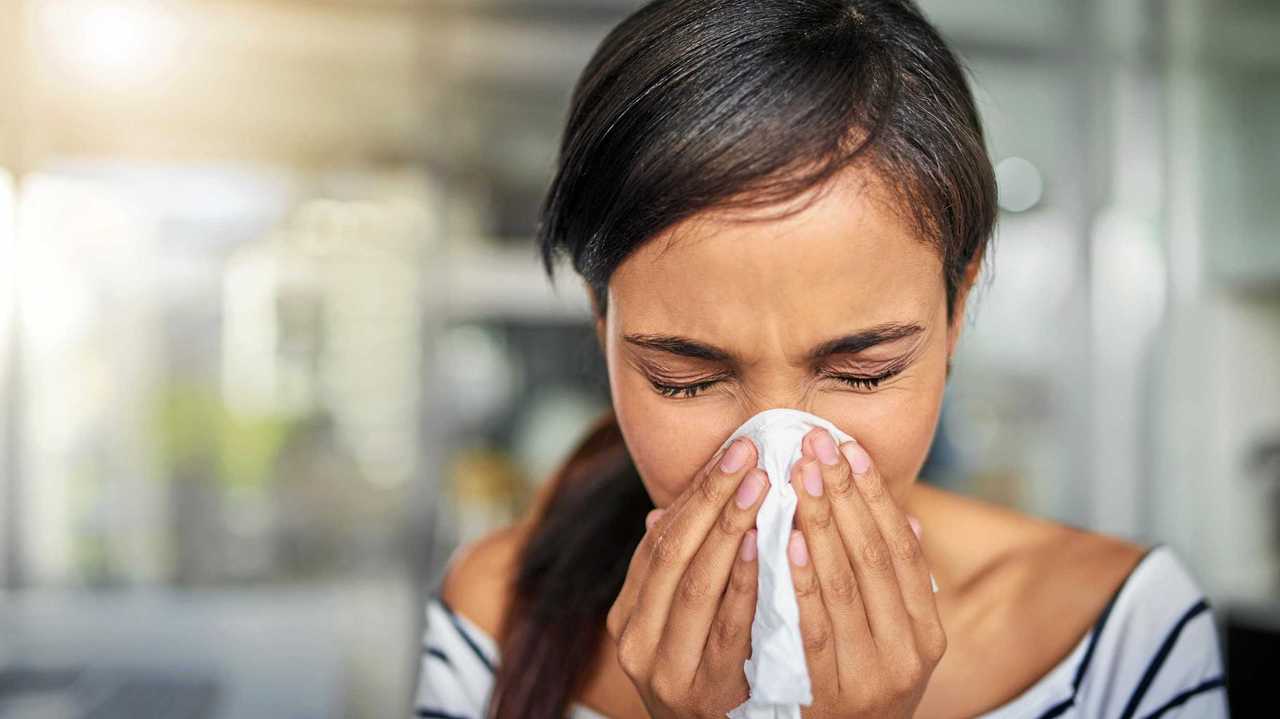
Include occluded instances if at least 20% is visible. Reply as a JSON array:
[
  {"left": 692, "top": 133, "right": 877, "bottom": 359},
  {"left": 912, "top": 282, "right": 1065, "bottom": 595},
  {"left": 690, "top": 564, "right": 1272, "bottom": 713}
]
[
  {"left": 787, "top": 427, "right": 946, "bottom": 719},
  {"left": 606, "top": 436, "right": 769, "bottom": 718}
]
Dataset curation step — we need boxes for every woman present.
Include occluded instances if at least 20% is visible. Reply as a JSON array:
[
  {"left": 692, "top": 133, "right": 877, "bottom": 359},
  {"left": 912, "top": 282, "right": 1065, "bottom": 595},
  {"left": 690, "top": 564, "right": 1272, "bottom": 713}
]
[{"left": 415, "top": 1, "right": 1228, "bottom": 717}]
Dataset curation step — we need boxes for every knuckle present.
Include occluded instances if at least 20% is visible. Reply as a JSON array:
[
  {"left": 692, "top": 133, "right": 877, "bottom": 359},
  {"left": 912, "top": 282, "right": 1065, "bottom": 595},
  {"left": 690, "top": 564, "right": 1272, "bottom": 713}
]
[
  {"left": 651, "top": 672, "right": 683, "bottom": 709},
  {"left": 677, "top": 568, "right": 712, "bottom": 603},
  {"left": 895, "top": 654, "right": 926, "bottom": 690},
  {"left": 712, "top": 614, "right": 743, "bottom": 649},
  {"left": 616, "top": 631, "right": 645, "bottom": 678},
  {"left": 860, "top": 539, "right": 893, "bottom": 572},
  {"left": 925, "top": 624, "right": 948, "bottom": 662},
  {"left": 802, "top": 624, "right": 831, "bottom": 654},
  {"left": 698, "top": 472, "right": 731, "bottom": 505},
  {"left": 793, "top": 570, "right": 821, "bottom": 599},
  {"left": 650, "top": 530, "right": 681, "bottom": 567},
  {"left": 881, "top": 651, "right": 925, "bottom": 696},
  {"left": 825, "top": 569, "right": 859, "bottom": 605},
  {"left": 715, "top": 507, "right": 743, "bottom": 539},
  {"left": 804, "top": 504, "right": 834, "bottom": 532},
  {"left": 828, "top": 467, "right": 857, "bottom": 500},
  {"left": 859, "top": 472, "right": 888, "bottom": 502},
  {"left": 729, "top": 562, "right": 756, "bottom": 594},
  {"left": 893, "top": 534, "right": 921, "bottom": 562}
]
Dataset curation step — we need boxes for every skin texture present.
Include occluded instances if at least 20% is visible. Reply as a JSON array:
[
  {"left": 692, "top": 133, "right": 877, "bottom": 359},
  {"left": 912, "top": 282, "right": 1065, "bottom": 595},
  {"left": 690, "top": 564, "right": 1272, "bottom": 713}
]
[{"left": 441, "top": 164, "right": 1149, "bottom": 718}]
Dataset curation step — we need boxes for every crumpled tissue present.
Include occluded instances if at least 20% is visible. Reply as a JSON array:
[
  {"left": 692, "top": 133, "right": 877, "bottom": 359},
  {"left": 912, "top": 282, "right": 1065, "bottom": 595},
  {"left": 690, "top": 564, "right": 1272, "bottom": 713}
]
[{"left": 720, "top": 408, "right": 937, "bottom": 719}]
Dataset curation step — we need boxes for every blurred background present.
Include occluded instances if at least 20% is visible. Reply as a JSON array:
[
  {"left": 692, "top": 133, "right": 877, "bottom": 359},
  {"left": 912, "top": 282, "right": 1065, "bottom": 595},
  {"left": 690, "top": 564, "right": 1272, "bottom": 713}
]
[{"left": 0, "top": 0, "right": 1276, "bottom": 717}]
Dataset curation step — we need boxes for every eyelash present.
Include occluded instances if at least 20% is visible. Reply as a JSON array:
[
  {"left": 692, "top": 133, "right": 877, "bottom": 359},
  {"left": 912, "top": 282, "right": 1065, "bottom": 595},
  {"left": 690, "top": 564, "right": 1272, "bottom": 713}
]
[{"left": 649, "top": 369, "right": 902, "bottom": 399}]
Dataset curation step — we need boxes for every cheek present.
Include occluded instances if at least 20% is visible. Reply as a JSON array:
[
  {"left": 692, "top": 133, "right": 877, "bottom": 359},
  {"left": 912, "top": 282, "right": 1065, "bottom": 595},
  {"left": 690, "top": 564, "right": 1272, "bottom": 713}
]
[
  {"left": 819, "top": 394, "right": 942, "bottom": 503},
  {"left": 812, "top": 363, "right": 948, "bottom": 502},
  {"left": 610, "top": 366, "right": 738, "bottom": 508}
]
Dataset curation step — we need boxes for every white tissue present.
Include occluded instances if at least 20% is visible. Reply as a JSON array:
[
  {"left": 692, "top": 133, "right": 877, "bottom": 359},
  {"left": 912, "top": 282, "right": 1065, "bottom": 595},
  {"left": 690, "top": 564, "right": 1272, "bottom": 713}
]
[
  {"left": 720, "top": 408, "right": 936, "bottom": 719},
  {"left": 721, "top": 408, "right": 840, "bottom": 719}
]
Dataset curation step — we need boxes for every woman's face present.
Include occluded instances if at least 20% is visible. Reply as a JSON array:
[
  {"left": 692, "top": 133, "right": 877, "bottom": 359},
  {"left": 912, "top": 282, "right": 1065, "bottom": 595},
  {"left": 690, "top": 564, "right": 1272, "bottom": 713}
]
[{"left": 594, "top": 167, "right": 972, "bottom": 509}]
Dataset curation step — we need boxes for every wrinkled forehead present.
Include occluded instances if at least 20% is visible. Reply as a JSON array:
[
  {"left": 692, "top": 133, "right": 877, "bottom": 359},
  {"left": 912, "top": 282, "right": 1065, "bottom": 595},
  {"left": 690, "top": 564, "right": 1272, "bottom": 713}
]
[{"left": 606, "top": 169, "right": 944, "bottom": 360}]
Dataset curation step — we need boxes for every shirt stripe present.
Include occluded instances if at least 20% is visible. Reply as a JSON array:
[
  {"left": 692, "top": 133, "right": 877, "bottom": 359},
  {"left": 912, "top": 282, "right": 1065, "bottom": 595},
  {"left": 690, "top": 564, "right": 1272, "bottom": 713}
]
[
  {"left": 414, "top": 708, "right": 471, "bottom": 719},
  {"left": 1138, "top": 676, "right": 1227, "bottom": 719},
  {"left": 1031, "top": 544, "right": 1163, "bottom": 719},
  {"left": 1072, "top": 544, "right": 1156, "bottom": 691},
  {"left": 435, "top": 593, "right": 496, "bottom": 674},
  {"left": 424, "top": 646, "right": 451, "bottom": 666},
  {"left": 1118, "top": 598, "right": 1212, "bottom": 719},
  {"left": 414, "top": 597, "right": 499, "bottom": 715}
]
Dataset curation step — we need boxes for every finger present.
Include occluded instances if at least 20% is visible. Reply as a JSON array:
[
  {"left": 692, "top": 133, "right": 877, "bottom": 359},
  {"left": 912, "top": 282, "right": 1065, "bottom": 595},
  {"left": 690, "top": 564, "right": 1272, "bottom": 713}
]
[
  {"left": 788, "top": 528, "right": 840, "bottom": 696},
  {"left": 657, "top": 466, "right": 768, "bottom": 683},
  {"left": 792, "top": 431, "right": 874, "bottom": 673},
  {"left": 840, "top": 440, "right": 946, "bottom": 662},
  {"left": 623, "top": 437, "right": 759, "bottom": 662},
  {"left": 646, "top": 507, "right": 666, "bottom": 532},
  {"left": 694, "top": 528, "right": 758, "bottom": 706},
  {"left": 609, "top": 438, "right": 738, "bottom": 642},
  {"left": 816, "top": 438, "right": 912, "bottom": 656},
  {"left": 608, "top": 507, "right": 665, "bottom": 641}
]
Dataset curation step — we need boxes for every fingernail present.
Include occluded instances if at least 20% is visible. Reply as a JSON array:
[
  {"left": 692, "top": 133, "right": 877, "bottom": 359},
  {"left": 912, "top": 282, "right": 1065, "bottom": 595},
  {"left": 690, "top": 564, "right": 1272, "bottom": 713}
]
[
  {"left": 802, "top": 460, "right": 823, "bottom": 497},
  {"left": 735, "top": 469, "right": 765, "bottom": 509},
  {"left": 788, "top": 530, "right": 809, "bottom": 566},
  {"left": 740, "top": 529, "right": 757, "bottom": 562},
  {"left": 907, "top": 515, "right": 922, "bottom": 540},
  {"left": 720, "top": 438, "right": 751, "bottom": 473},
  {"left": 645, "top": 508, "right": 665, "bottom": 530},
  {"left": 812, "top": 430, "right": 839, "bottom": 466},
  {"left": 841, "top": 441, "right": 872, "bottom": 476}
]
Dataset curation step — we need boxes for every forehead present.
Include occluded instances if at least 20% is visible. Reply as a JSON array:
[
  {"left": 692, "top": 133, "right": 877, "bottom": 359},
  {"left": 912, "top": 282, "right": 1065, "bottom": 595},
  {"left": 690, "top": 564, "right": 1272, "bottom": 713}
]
[{"left": 607, "top": 168, "right": 944, "bottom": 356}]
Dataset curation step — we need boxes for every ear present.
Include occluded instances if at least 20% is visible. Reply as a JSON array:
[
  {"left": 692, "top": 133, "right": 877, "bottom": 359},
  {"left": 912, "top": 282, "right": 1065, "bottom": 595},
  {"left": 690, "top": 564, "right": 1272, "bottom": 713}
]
[{"left": 946, "top": 257, "right": 982, "bottom": 358}]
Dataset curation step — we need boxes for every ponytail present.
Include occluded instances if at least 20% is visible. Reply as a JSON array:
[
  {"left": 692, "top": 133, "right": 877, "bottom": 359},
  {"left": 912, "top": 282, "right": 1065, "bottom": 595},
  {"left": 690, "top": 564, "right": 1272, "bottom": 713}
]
[{"left": 487, "top": 410, "right": 651, "bottom": 718}]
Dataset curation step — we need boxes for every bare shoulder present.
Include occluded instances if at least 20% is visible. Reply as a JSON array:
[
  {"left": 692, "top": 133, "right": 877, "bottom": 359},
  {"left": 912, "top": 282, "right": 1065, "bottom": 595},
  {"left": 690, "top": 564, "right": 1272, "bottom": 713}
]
[
  {"left": 916, "top": 487, "right": 1152, "bottom": 716},
  {"left": 1013, "top": 521, "right": 1149, "bottom": 627},
  {"left": 914, "top": 484, "right": 1147, "bottom": 597},
  {"left": 439, "top": 522, "right": 531, "bottom": 639},
  {"left": 998, "top": 504, "right": 1149, "bottom": 611},
  {"left": 929, "top": 485, "right": 1150, "bottom": 646},
  {"left": 987, "top": 508, "right": 1150, "bottom": 691}
]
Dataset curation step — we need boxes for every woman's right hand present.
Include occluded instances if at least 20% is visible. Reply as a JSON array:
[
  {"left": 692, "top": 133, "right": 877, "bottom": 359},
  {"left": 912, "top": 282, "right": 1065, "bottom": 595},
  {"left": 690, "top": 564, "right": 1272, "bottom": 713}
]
[{"left": 606, "top": 435, "right": 769, "bottom": 718}]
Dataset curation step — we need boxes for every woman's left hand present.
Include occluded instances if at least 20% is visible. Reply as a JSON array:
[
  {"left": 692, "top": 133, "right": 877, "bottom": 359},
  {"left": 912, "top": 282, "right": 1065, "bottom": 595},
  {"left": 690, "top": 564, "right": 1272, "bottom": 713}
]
[{"left": 786, "top": 427, "right": 947, "bottom": 719}]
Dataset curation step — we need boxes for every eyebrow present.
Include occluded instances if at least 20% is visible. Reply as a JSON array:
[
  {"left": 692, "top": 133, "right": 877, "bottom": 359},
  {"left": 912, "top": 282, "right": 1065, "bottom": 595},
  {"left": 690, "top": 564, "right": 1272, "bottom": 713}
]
[{"left": 622, "top": 322, "right": 925, "bottom": 364}]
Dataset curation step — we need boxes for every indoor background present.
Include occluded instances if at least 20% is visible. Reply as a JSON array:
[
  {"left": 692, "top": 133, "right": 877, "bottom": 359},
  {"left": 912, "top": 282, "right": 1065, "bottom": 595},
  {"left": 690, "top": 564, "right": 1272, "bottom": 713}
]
[{"left": 0, "top": 0, "right": 1277, "bottom": 717}]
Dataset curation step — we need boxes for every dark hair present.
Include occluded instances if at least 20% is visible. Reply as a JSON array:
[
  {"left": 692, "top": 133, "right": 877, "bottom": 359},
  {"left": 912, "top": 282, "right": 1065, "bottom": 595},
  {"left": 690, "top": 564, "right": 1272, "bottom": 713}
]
[
  {"left": 487, "top": 412, "right": 651, "bottom": 718},
  {"left": 538, "top": 0, "right": 996, "bottom": 323},
  {"left": 492, "top": 1, "right": 997, "bottom": 717}
]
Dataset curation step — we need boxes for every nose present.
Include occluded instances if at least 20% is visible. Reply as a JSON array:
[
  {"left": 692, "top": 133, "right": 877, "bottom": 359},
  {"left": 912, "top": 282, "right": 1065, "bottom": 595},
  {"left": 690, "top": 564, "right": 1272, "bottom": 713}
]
[{"left": 736, "top": 393, "right": 821, "bottom": 427}]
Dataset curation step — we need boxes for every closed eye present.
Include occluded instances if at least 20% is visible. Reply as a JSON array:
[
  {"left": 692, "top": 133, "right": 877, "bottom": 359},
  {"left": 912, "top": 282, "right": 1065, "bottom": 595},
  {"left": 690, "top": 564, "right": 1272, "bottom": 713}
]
[{"left": 647, "top": 366, "right": 905, "bottom": 399}]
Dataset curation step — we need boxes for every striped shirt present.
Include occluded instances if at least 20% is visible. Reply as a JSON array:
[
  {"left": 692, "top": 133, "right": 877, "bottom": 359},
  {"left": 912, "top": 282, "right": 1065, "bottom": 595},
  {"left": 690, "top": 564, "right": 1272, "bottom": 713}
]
[{"left": 413, "top": 544, "right": 1227, "bottom": 718}]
